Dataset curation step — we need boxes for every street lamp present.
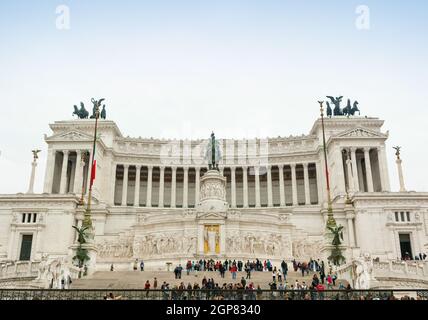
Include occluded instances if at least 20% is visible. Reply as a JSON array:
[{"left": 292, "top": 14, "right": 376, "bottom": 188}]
[{"left": 318, "top": 101, "right": 337, "bottom": 228}]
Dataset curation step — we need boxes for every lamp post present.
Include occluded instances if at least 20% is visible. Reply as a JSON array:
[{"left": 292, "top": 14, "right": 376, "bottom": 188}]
[
  {"left": 318, "top": 101, "right": 337, "bottom": 228},
  {"left": 83, "top": 99, "right": 102, "bottom": 231}
]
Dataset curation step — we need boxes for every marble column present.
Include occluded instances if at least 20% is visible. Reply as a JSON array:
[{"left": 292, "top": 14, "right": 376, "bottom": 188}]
[
  {"left": 59, "top": 150, "right": 69, "bottom": 194},
  {"left": 171, "top": 166, "right": 177, "bottom": 208},
  {"left": 121, "top": 164, "right": 129, "bottom": 206},
  {"left": 146, "top": 166, "right": 153, "bottom": 207},
  {"left": 267, "top": 165, "right": 273, "bottom": 207},
  {"left": 27, "top": 158, "right": 38, "bottom": 194},
  {"left": 254, "top": 166, "right": 261, "bottom": 207},
  {"left": 396, "top": 158, "right": 406, "bottom": 192},
  {"left": 109, "top": 163, "right": 117, "bottom": 205},
  {"left": 303, "top": 163, "right": 311, "bottom": 205},
  {"left": 231, "top": 167, "right": 236, "bottom": 208},
  {"left": 346, "top": 213, "right": 356, "bottom": 247},
  {"left": 73, "top": 151, "right": 85, "bottom": 196},
  {"left": 315, "top": 161, "right": 323, "bottom": 205},
  {"left": 159, "top": 166, "right": 165, "bottom": 207},
  {"left": 195, "top": 167, "right": 200, "bottom": 204},
  {"left": 357, "top": 157, "right": 365, "bottom": 191},
  {"left": 134, "top": 165, "right": 141, "bottom": 207},
  {"left": 364, "top": 148, "right": 374, "bottom": 192},
  {"left": 242, "top": 166, "right": 248, "bottom": 208},
  {"left": 379, "top": 145, "right": 391, "bottom": 191},
  {"left": 43, "top": 149, "right": 55, "bottom": 193},
  {"left": 278, "top": 165, "right": 285, "bottom": 206},
  {"left": 291, "top": 163, "right": 298, "bottom": 206},
  {"left": 183, "top": 167, "right": 189, "bottom": 208},
  {"left": 350, "top": 147, "right": 360, "bottom": 191}
]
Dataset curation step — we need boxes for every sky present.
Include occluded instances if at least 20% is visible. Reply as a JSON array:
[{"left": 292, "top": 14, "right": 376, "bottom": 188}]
[{"left": 0, "top": 0, "right": 427, "bottom": 193}]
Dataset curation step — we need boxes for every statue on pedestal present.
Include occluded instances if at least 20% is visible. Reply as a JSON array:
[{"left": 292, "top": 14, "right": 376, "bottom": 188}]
[{"left": 205, "top": 132, "right": 221, "bottom": 170}]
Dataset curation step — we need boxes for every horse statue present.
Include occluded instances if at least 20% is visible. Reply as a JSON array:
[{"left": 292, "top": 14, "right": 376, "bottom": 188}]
[
  {"left": 73, "top": 102, "right": 89, "bottom": 119},
  {"left": 343, "top": 99, "right": 352, "bottom": 117},
  {"left": 326, "top": 96, "right": 343, "bottom": 116},
  {"left": 100, "top": 105, "right": 106, "bottom": 119},
  {"left": 326, "top": 102, "right": 332, "bottom": 117},
  {"left": 349, "top": 101, "right": 360, "bottom": 116}
]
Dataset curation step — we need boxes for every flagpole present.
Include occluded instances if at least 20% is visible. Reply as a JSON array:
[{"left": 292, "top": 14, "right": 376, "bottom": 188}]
[
  {"left": 83, "top": 101, "right": 100, "bottom": 230},
  {"left": 318, "top": 101, "right": 336, "bottom": 228}
]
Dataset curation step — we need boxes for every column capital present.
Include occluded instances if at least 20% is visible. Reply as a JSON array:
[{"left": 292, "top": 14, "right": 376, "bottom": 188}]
[
  {"left": 290, "top": 163, "right": 296, "bottom": 168},
  {"left": 345, "top": 212, "right": 356, "bottom": 219},
  {"left": 63, "top": 150, "right": 70, "bottom": 155},
  {"left": 147, "top": 165, "right": 154, "bottom": 170},
  {"left": 266, "top": 164, "right": 272, "bottom": 170},
  {"left": 230, "top": 166, "right": 236, "bottom": 172},
  {"left": 123, "top": 164, "right": 130, "bottom": 169},
  {"left": 195, "top": 166, "right": 201, "bottom": 172},
  {"left": 242, "top": 165, "right": 248, "bottom": 170},
  {"left": 302, "top": 162, "right": 309, "bottom": 168},
  {"left": 363, "top": 147, "right": 371, "bottom": 153},
  {"left": 183, "top": 166, "right": 189, "bottom": 172},
  {"left": 135, "top": 165, "right": 142, "bottom": 170},
  {"left": 171, "top": 166, "right": 177, "bottom": 172},
  {"left": 277, "top": 164, "right": 284, "bottom": 170},
  {"left": 159, "top": 165, "right": 165, "bottom": 171},
  {"left": 349, "top": 147, "right": 358, "bottom": 152}
]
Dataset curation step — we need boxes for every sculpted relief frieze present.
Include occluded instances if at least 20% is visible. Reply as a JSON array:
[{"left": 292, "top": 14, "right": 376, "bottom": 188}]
[
  {"left": 200, "top": 181, "right": 226, "bottom": 201},
  {"left": 133, "top": 231, "right": 197, "bottom": 257},
  {"left": 291, "top": 239, "right": 323, "bottom": 259},
  {"left": 226, "top": 231, "right": 291, "bottom": 257},
  {"left": 97, "top": 235, "right": 134, "bottom": 259}
]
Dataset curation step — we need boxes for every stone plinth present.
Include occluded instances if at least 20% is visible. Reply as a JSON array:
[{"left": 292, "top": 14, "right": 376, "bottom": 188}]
[{"left": 196, "top": 170, "right": 228, "bottom": 212}]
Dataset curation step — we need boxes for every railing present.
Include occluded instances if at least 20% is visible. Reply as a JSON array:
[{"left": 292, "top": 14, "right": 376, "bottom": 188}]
[
  {"left": 0, "top": 261, "right": 39, "bottom": 279},
  {"left": 374, "top": 260, "right": 427, "bottom": 277},
  {"left": 0, "top": 289, "right": 427, "bottom": 300}
]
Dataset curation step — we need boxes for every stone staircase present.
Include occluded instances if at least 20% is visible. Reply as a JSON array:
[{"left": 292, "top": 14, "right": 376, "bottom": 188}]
[{"left": 71, "top": 270, "right": 339, "bottom": 289}]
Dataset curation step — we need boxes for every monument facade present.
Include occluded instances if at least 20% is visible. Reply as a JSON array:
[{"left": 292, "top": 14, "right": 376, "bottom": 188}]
[{"left": 1, "top": 105, "right": 428, "bottom": 276}]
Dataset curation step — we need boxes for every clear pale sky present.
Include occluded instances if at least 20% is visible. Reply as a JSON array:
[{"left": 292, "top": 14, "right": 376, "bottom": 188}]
[{"left": 0, "top": 0, "right": 427, "bottom": 193}]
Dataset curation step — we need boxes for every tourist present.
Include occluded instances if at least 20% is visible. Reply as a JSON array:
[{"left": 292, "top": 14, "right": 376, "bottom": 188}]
[
  {"left": 277, "top": 269, "right": 282, "bottom": 282},
  {"left": 231, "top": 263, "right": 237, "bottom": 280},
  {"left": 332, "top": 273, "right": 337, "bottom": 286},
  {"left": 133, "top": 259, "right": 138, "bottom": 271},
  {"left": 241, "top": 276, "right": 246, "bottom": 288},
  {"left": 140, "top": 260, "right": 144, "bottom": 271},
  {"left": 311, "top": 274, "right": 319, "bottom": 287},
  {"left": 145, "top": 280, "right": 151, "bottom": 297},
  {"left": 320, "top": 269, "right": 325, "bottom": 284},
  {"left": 186, "top": 260, "right": 192, "bottom": 275},
  {"left": 153, "top": 277, "right": 158, "bottom": 289},
  {"left": 327, "top": 274, "right": 333, "bottom": 289},
  {"left": 110, "top": 264, "right": 114, "bottom": 271},
  {"left": 178, "top": 264, "right": 183, "bottom": 278},
  {"left": 272, "top": 269, "right": 276, "bottom": 282},
  {"left": 245, "top": 264, "right": 251, "bottom": 279},
  {"left": 281, "top": 260, "right": 288, "bottom": 281}
]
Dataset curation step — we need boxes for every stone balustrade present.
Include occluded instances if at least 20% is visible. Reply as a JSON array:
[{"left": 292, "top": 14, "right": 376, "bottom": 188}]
[{"left": 0, "top": 261, "right": 39, "bottom": 279}]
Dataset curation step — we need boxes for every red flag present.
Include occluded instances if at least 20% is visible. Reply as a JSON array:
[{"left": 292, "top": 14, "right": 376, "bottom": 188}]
[{"left": 90, "top": 160, "right": 96, "bottom": 187}]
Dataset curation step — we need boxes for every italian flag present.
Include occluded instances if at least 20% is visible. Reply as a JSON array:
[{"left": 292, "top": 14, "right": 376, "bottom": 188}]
[{"left": 90, "top": 160, "right": 96, "bottom": 187}]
